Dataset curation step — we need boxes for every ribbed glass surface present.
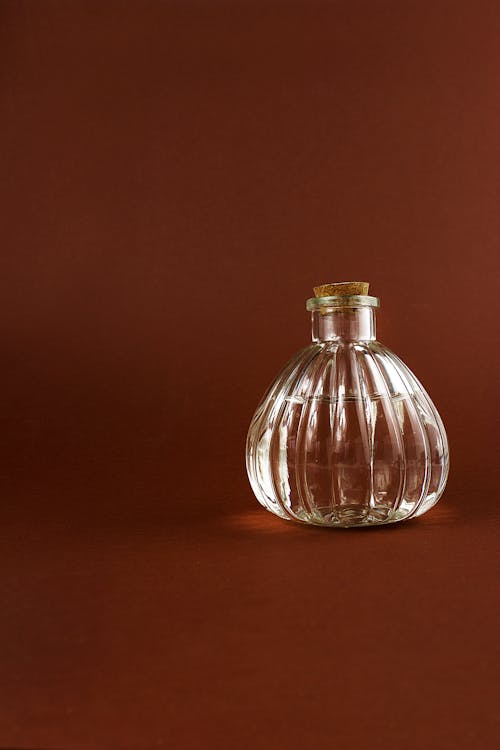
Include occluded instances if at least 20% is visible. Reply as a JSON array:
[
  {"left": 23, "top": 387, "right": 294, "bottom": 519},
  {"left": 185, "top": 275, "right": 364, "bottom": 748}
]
[{"left": 246, "top": 341, "right": 449, "bottom": 527}]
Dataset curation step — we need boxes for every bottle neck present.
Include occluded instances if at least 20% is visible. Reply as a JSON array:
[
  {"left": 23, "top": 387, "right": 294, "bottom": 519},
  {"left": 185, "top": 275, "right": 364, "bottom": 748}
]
[{"left": 312, "top": 307, "right": 376, "bottom": 342}]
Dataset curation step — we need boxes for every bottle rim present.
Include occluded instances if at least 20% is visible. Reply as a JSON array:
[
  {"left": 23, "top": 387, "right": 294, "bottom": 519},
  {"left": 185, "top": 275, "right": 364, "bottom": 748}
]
[{"left": 306, "top": 294, "right": 380, "bottom": 311}]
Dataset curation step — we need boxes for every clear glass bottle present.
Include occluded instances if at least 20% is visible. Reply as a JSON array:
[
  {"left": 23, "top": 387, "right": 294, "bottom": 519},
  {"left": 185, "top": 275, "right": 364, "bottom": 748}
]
[{"left": 246, "top": 282, "right": 449, "bottom": 527}]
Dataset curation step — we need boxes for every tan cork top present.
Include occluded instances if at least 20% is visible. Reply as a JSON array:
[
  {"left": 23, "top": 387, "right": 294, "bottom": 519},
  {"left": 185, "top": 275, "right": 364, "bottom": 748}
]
[{"left": 313, "top": 281, "right": 370, "bottom": 297}]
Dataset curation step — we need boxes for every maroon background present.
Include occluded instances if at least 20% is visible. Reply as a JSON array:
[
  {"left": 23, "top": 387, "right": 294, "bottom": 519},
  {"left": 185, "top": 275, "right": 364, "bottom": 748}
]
[{"left": 1, "top": 1, "right": 499, "bottom": 748}]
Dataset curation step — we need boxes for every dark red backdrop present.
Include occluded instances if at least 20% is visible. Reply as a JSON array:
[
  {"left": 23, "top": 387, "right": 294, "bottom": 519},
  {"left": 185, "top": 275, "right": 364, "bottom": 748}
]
[{"left": 1, "top": 1, "right": 499, "bottom": 748}]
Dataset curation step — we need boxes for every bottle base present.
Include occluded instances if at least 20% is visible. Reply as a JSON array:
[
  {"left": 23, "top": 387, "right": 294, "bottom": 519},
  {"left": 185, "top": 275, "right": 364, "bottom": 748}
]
[{"left": 293, "top": 504, "right": 411, "bottom": 528}]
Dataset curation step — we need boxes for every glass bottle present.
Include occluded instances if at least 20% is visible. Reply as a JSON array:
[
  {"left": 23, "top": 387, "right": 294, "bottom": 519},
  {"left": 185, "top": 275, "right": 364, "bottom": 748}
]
[{"left": 246, "top": 282, "right": 449, "bottom": 527}]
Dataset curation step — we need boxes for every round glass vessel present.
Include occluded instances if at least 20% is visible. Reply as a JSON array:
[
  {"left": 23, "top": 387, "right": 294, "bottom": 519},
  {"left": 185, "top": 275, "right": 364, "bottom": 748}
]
[{"left": 246, "top": 284, "right": 449, "bottom": 527}]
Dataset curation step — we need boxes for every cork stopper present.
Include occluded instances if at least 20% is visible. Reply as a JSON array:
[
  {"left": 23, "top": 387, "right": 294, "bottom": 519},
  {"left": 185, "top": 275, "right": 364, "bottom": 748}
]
[{"left": 313, "top": 281, "right": 369, "bottom": 298}]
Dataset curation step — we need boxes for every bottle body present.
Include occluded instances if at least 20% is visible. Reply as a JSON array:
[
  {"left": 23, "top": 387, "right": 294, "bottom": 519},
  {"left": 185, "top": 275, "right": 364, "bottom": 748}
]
[{"left": 246, "top": 336, "right": 449, "bottom": 528}]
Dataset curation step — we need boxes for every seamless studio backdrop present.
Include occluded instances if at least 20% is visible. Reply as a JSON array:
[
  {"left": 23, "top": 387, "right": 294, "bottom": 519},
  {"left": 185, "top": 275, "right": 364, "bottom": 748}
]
[{"left": 1, "top": 2, "right": 500, "bottom": 749}]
